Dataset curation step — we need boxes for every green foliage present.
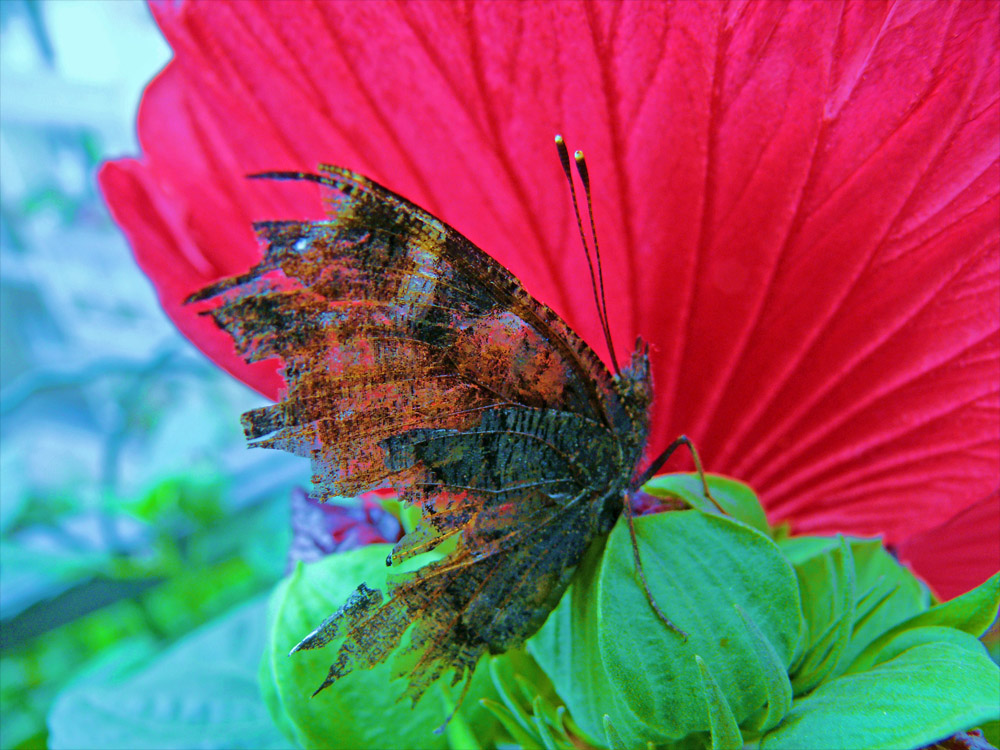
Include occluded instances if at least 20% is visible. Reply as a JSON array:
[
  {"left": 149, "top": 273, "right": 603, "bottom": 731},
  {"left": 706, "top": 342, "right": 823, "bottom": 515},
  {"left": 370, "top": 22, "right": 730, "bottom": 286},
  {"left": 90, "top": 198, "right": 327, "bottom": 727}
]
[
  {"left": 759, "top": 638, "right": 999, "bottom": 749},
  {"left": 845, "top": 571, "right": 1000, "bottom": 676},
  {"left": 28, "top": 469, "right": 997, "bottom": 750},
  {"left": 522, "top": 475, "right": 999, "bottom": 750},
  {"left": 735, "top": 604, "right": 792, "bottom": 736},
  {"left": 780, "top": 535, "right": 930, "bottom": 682},
  {"left": 260, "top": 545, "right": 510, "bottom": 749},
  {"left": 531, "top": 476, "right": 803, "bottom": 747},
  {"left": 479, "top": 656, "right": 590, "bottom": 750},
  {"left": 127, "top": 475, "right": 226, "bottom": 527},
  {"left": 695, "top": 656, "right": 742, "bottom": 749},
  {"left": 644, "top": 473, "right": 769, "bottom": 534},
  {"left": 8, "top": 476, "right": 290, "bottom": 749},
  {"left": 48, "top": 597, "right": 292, "bottom": 750}
]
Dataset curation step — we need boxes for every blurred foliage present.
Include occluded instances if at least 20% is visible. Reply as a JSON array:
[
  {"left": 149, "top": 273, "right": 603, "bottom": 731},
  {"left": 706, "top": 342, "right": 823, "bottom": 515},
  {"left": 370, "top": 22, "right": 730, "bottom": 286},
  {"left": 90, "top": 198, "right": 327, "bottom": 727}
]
[
  {"left": 0, "top": 3, "right": 306, "bottom": 748},
  {"left": 2, "top": 469, "right": 297, "bottom": 748}
]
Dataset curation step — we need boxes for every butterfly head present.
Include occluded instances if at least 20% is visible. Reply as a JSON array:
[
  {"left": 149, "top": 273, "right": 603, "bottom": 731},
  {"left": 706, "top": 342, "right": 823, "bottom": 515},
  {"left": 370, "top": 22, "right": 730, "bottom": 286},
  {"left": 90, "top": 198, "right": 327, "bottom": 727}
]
[{"left": 614, "top": 337, "right": 653, "bottom": 448}]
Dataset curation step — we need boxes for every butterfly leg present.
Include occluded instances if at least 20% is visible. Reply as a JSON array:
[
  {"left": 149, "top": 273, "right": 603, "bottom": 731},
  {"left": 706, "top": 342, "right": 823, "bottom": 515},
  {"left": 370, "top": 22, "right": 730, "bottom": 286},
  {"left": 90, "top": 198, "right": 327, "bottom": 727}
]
[
  {"left": 633, "top": 434, "right": 722, "bottom": 512},
  {"left": 626, "top": 434, "right": 722, "bottom": 640},
  {"left": 624, "top": 498, "right": 689, "bottom": 640}
]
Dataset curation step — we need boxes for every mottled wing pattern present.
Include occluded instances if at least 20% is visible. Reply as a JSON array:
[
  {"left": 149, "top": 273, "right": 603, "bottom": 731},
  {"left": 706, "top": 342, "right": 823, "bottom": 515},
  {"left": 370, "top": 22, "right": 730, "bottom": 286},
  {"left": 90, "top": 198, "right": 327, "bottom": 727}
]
[{"left": 188, "top": 165, "right": 651, "bottom": 704}]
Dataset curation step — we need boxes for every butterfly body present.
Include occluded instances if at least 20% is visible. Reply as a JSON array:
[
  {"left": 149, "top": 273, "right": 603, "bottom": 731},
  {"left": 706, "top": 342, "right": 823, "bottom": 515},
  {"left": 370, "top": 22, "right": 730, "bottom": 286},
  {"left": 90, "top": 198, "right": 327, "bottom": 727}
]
[{"left": 190, "top": 164, "right": 653, "bottom": 704}]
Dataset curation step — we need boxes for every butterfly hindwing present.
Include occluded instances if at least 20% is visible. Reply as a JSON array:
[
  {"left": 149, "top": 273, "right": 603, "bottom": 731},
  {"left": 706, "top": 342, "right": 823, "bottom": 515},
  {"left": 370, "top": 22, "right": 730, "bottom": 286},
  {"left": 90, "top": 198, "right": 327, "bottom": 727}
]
[{"left": 189, "top": 165, "right": 652, "bottom": 706}]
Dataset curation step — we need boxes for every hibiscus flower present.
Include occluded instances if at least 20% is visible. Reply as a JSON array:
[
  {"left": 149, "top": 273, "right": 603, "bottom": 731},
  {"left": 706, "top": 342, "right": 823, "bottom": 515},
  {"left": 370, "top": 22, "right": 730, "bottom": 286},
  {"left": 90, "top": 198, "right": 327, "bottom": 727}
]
[{"left": 100, "top": 0, "right": 998, "bottom": 600}]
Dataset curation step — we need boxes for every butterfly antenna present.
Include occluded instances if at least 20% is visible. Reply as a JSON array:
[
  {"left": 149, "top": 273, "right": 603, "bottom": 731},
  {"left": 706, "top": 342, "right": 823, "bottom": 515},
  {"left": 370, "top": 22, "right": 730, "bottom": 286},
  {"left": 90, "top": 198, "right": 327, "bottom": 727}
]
[
  {"left": 572, "top": 149, "right": 619, "bottom": 373},
  {"left": 555, "top": 135, "right": 621, "bottom": 376}
]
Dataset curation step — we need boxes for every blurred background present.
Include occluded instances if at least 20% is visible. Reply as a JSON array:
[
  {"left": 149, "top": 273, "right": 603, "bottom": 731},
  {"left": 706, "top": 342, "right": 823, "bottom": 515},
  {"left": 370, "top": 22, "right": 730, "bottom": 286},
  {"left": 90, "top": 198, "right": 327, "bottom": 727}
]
[{"left": 1, "top": 3, "right": 307, "bottom": 747}]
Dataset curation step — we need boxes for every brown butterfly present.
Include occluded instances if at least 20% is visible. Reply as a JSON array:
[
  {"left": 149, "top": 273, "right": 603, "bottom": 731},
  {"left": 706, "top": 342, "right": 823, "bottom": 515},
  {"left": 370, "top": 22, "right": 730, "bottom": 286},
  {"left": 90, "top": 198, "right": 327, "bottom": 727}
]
[{"left": 188, "top": 136, "right": 709, "bottom": 720}]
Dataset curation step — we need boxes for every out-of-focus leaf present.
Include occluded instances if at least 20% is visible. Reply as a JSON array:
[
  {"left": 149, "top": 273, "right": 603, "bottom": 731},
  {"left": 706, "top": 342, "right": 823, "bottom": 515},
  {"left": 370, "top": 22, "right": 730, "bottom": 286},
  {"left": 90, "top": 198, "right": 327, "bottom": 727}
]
[
  {"left": 48, "top": 595, "right": 292, "bottom": 750},
  {"left": 0, "top": 448, "right": 29, "bottom": 533},
  {"left": 261, "top": 545, "right": 503, "bottom": 749},
  {"left": 0, "top": 540, "right": 109, "bottom": 619},
  {"left": 440, "top": 682, "right": 483, "bottom": 750}
]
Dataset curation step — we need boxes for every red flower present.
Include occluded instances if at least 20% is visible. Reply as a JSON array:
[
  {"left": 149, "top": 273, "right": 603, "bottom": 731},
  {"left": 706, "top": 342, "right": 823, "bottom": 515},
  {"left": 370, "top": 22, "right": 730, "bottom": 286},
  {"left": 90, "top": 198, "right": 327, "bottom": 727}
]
[{"left": 100, "top": 1, "right": 999, "bottom": 599}]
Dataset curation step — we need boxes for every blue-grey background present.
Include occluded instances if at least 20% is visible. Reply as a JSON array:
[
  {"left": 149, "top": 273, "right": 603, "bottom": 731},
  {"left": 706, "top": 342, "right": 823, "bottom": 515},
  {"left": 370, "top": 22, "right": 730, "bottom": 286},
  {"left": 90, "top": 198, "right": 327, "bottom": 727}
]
[{"left": 1, "top": 3, "right": 305, "bottom": 747}]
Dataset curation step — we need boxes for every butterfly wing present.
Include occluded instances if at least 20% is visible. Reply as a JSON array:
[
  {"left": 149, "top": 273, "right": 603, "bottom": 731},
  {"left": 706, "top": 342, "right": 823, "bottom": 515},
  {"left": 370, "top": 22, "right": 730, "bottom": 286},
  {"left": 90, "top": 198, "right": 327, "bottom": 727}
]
[{"left": 189, "top": 166, "right": 650, "bottom": 704}]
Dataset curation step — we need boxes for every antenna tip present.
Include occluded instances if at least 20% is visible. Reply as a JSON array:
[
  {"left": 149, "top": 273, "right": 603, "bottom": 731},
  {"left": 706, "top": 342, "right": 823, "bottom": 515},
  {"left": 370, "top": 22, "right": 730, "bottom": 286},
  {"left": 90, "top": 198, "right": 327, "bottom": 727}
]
[
  {"left": 555, "top": 134, "right": 572, "bottom": 171},
  {"left": 574, "top": 150, "right": 591, "bottom": 187}
]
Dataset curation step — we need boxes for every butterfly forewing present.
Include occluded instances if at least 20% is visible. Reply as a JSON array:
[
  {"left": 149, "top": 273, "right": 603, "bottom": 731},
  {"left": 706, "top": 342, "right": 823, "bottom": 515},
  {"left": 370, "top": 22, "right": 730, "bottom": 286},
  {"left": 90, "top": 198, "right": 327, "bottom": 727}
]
[{"left": 188, "top": 165, "right": 652, "bottom": 706}]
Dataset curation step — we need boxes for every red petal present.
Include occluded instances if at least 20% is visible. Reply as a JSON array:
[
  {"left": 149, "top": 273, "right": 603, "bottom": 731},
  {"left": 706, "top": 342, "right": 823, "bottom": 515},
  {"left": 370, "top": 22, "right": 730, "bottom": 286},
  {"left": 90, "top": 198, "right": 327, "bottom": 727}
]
[
  {"left": 98, "top": 157, "right": 286, "bottom": 399},
  {"left": 895, "top": 492, "right": 1000, "bottom": 601},
  {"left": 638, "top": 2, "right": 1000, "bottom": 547},
  {"left": 104, "top": 1, "right": 999, "bottom": 593}
]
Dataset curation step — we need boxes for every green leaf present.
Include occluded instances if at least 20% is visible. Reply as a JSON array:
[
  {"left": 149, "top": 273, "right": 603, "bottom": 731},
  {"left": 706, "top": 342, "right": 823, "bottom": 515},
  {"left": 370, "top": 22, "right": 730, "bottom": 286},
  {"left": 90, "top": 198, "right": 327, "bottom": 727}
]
[
  {"left": 840, "top": 539, "right": 929, "bottom": 665},
  {"left": 488, "top": 658, "right": 536, "bottom": 738},
  {"left": 261, "top": 545, "right": 502, "bottom": 749},
  {"left": 49, "top": 596, "right": 293, "bottom": 750},
  {"left": 532, "top": 696, "right": 560, "bottom": 750},
  {"left": 484, "top": 656, "right": 578, "bottom": 750},
  {"left": 983, "top": 617, "right": 999, "bottom": 665},
  {"left": 528, "top": 534, "right": 616, "bottom": 745},
  {"left": 783, "top": 535, "right": 927, "bottom": 687},
  {"left": 530, "top": 511, "right": 803, "bottom": 747},
  {"left": 530, "top": 692, "right": 568, "bottom": 742},
  {"left": 603, "top": 715, "right": 628, "bottom": 750},
  {"left": 777, "top": 536, "right": 836, "bottom": 566},
  {"left": 761, "top": 640, "right": 1000, "bottom": 749},
  {"left": 735, "top": 605, "right": 793, "bottom": 735},
  {"left": 790, "top": 537, "right": 855, "bottom": 694},
  {"left": 846, "top": 571, "right": 1000, "bottom": 675},
  {"left": 908, "top": 571, "right": 998, "bottom": 637},
  {"left": 440, "top": 685, "right": 482, "bottom": 750},
  {"left": 259, "top": 651, "right": 298, "bottom": 746},
  {"left": 784, "top": 537, "right": 848, "bottom": 670},
  {"left": 871, "top": 626, "right": 989, "bottom": 666},
  {"left": 480, "top": 700, "right": 542, "bottom": 750},
  {"left": 982, "top": 719, "right": 999, "bottom": 747},
  {"left": 696, "top": 655, "right": 743, "bottom": 750},
  {"left": 643, "top": 474, "right": 770, "bottom": 534}
]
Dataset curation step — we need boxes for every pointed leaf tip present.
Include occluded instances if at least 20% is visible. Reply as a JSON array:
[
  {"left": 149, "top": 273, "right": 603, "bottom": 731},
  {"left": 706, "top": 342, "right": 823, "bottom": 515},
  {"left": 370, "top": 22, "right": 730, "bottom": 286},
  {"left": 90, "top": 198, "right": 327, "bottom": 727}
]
[
  {"left": 696, "top": 655, "right": 744, "bottom": 750},
  {"left": 603, "top": 715, "right": 628, "bottom": 750},
  {"left": 735, "top": 603, "right": 793, "bottom": 734}
]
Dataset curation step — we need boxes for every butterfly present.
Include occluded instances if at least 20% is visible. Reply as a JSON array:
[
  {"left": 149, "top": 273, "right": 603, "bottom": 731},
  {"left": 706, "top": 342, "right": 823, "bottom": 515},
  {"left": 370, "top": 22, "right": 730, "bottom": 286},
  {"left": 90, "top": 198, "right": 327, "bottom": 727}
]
[{"left": 188, "top": 136, "right": 709, "bottom": 720}]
